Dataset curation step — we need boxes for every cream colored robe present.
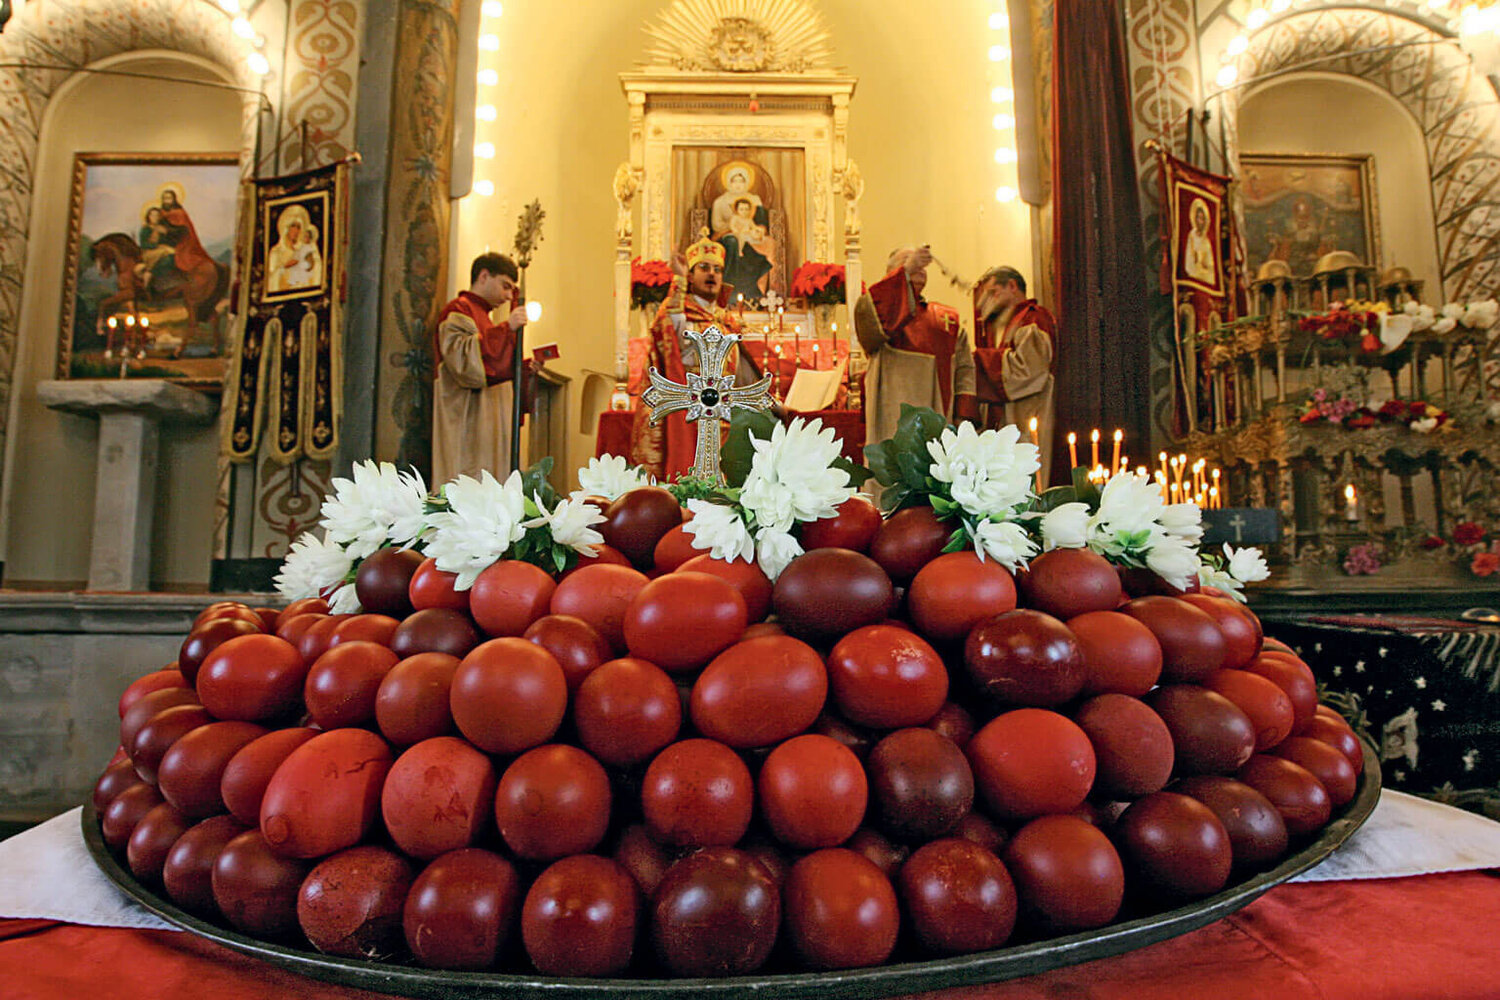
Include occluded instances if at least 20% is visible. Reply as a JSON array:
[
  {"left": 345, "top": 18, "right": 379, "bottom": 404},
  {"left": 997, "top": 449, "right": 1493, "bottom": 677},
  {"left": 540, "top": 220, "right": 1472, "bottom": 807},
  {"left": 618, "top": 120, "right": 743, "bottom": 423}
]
[
  {"left": 853, "top": 294, "right": 977, "bottom": 449},
  {"left": 432, "top": 311, "right": 514, "bottom": 484},
  {"left": 980, "top": 308, "right": 1055, "bottom": 487}
]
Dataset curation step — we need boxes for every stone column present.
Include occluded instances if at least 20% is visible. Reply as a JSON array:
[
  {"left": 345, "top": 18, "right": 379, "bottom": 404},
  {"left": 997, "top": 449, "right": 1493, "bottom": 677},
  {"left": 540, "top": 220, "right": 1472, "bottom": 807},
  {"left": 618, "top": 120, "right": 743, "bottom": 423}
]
[{"left": 37, "top": 380, "right": 218, "bottom": 591}]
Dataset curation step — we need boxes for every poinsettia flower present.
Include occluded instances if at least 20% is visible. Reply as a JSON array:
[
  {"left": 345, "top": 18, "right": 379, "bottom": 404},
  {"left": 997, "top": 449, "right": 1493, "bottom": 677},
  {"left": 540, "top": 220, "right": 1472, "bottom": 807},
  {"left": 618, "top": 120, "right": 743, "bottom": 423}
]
[
  {"left": 1474, "top": 551, "right": 1500, "bottom": 577},
  {"left": 425, "top": 471, "right": 528, "bottom": 590}
]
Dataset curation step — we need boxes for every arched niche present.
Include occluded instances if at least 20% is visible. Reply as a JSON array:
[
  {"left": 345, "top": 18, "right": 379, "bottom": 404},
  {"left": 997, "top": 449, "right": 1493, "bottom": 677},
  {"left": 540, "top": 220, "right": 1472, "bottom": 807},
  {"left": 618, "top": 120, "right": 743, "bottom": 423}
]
[
  {"left": 1225, "top": 5, "right": 1500, "bottom": 302},
  {"left": 0, "top": 51, "right": 245, "bottom": 589}
]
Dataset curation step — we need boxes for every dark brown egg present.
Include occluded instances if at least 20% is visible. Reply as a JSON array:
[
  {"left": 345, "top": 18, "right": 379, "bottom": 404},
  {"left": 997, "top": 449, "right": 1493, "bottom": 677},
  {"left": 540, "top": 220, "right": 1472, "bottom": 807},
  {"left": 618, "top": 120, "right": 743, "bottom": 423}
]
[
  {"left": 1237, "top": 754, "right": 1333, "bottom": 835},
  {"left": 925, "top": 701, "right": 977, "bottom": 750},
  {"left": 403, "top": 848, "right": 520, "bottom": 970},
  {"left": 93, "top": 758, "right": 142, "bottom": 814},
  {"left": 126, "top": 801, "right": 192, "bottom": 884},
  {"left": 101, "top": 782, "right": 165, "bottom": 849},
  {"left": 867, "top": 728, "right": 974, "bottom": 841},
  {"left": 1147, "top": 684, "right": 1256, "bottom": 776},
  {"left": 868, "top": 506, "right": 952, "bottom": 583},
  {"left": 1116, "top": 791, "right": 1232, "bottom": 899},
  {"left": 388, "top": 608, "right": 482, "bottom": 659},
  {"left": 157, "top": 720, "right": 267, "bottom": 817},
  {"left": 652, "top": 847, "right": 780, "bottom": 977},
  {"left": 601, "top": 486, "right": 683, "bottom": 569},
  {"left": 523, "top": 613, "right": 613, "bottom": 692},
  {"left": 354, "top": 547, "right": 424, "bottom": 617},
  {"left": 1120, "top": 596, "right": 1227, "bottom": 683},
  {"left": 1173, "top": 775, "right": 1289, "bottom": 871},
  {"left": 773, "top": 548, "right": 895, "bottom": 642},
  {"left": 1270, "top": 737, "right": 1358, "bottom": 807},
  {"left": 212, "top": 829, "right": 312, "bottom": 937},
  {"left": 130, "top": 704, "right": 214, "bottom": 785},
  {"left": 899, "top": 838, "right": 1017, "bottom": 955},
  {"left": 120, "top": 687, "right": 200, "bottom": 754},
  {"left": 522, "top": 855, "right": 638, "bottom": 977},
  {"left": 964, "top": 609, "right": 1087, "bottom": 708},
  {"left": 297, "top": 845, "right": 415, "bottom": 958},
  {"left": 162, "top": 814, "right": 251, "bottom": 915},
  {"left": 952, "top": 811, "right": 1009, "bottom": 856},
  {"left": 1073, "top": 694, "right": 1175, "bottom": 798},
  {"left": 1017, "top": 546, "right": 1122, "bottom": 619}
]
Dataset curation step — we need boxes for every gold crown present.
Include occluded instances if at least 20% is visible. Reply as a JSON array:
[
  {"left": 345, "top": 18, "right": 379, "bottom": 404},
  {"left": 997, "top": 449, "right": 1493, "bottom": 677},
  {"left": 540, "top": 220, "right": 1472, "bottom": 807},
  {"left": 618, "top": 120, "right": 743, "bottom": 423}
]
[{"left": 685, "top": 227, "right": 726, "bottom": 270}]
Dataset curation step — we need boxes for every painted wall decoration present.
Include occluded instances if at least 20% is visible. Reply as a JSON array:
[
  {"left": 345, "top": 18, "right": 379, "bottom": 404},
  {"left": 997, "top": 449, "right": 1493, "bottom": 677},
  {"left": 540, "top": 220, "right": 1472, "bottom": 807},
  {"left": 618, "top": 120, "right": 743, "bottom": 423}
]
[
  {"left": 1241, "top": 153, "right": 1379, "bottom": 278},
  {"left": 279, "top": 0, "right": 361, "bottom": 171},
  {"left": 57, "top": 154, "right": 238, "bottom": 384}
]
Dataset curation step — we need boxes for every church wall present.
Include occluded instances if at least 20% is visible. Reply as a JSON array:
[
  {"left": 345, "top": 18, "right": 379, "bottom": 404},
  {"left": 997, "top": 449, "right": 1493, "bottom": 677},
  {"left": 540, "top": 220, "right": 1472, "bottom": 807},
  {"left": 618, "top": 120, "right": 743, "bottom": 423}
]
[
  {"left": 1238, "top": 73, "right": 1443, "bottom": 300},
  {"left": 449, "top": 0, "right": 1032, "bottom": 485},
  {"left": 4, "top": 58, "right": 244, "bottom": 590}
]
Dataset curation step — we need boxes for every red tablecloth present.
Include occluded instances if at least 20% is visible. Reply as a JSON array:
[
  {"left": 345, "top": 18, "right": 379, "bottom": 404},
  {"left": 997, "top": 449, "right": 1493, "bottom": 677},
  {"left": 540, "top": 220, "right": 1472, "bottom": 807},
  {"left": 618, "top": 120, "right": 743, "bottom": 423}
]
[
  {"left": 595, "top": 410, "right": 866, "bottom": 465},
  {"left": 4, "top": 871, "right": 1500, "bottom": 999}
]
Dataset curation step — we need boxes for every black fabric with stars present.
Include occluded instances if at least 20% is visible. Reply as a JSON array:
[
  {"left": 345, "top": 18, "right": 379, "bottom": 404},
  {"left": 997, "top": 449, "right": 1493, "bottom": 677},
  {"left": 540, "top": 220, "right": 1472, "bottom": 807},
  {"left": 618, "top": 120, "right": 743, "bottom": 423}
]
[{"left": 1263, "top": 615, "right": 1500, "bottom": 820}]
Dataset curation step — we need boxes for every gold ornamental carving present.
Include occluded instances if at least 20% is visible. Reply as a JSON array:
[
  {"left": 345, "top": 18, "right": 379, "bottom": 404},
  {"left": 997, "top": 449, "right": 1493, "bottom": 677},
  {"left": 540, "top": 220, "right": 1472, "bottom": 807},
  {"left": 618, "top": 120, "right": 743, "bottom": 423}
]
[{"left": 644, "top": 0, "right": 835, "bottom": 73}]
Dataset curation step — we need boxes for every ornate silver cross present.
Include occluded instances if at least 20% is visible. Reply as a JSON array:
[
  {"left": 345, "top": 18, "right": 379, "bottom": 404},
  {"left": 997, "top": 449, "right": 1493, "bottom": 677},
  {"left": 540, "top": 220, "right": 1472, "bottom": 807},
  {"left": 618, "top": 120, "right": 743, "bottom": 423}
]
[{"left": 642, "top": 325, "right": 773, "bottom": 483}]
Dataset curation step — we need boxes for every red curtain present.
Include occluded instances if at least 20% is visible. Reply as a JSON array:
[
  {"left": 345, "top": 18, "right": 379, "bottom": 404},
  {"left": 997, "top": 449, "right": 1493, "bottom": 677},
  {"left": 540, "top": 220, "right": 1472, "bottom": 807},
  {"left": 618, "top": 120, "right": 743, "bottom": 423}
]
[{"left": 1051, "top": 0, "right": 1151, "bottom": 474}]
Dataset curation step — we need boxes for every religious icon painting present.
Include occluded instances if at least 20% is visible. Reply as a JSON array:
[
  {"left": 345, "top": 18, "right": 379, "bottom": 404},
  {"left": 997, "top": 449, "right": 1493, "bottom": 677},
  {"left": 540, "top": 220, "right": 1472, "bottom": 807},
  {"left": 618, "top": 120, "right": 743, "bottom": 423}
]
[
  {"left": 1170, "top": 178, "right": 1225, "bottom": 298},
  {"left": 1240, "top": 153, "right": 1379, "bottom": 280},
  {"left": 260, "top": 189, "right": 331, "bottom": 304},
  {"left": 56, "top": 152, "right": 239, "bottom": 385}
]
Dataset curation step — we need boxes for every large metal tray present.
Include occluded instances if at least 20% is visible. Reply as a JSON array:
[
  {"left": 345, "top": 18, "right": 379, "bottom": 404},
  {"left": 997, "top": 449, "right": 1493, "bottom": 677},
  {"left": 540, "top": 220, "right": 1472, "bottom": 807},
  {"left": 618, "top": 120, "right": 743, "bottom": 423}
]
[{"left": 84, "top": 741, "right": 1380, "bottom": 999}]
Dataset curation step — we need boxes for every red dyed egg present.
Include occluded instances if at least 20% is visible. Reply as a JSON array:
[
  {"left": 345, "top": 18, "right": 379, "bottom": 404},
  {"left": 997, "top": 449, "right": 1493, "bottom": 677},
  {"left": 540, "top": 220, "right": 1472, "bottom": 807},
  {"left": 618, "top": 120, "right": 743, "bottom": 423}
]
[
  {"left": 1237, "top": 754, "right": 1333, "bottom": 835},
  {"left": 868, "top": 506, "right": 952, "bottom": 583},
  {"left": 1116, "top": 791, "right": 1232, "bottom": 898},
  {"left": 652, "top": 523, "right": 700, "bottom": 573},
  {"left": 408, "top": 557, "right": 469, "bottom": 613},
  {"left": 303, "top": 640, "right": 400, "bottom": 730},
  {"left": 1245, "top": 654, "right": 1319, "bottom": 729},
  {"left": 382, "top": 736, "right": 497, "bottom": 859},
  {"left": 127, "top": 801, "right": 192, "bottom": 884},
  {"left": 162, "top": 814, "right": 251, "bottom": 916},
  {"left": 1298, "top": 714, "right": 1365, "bottom": 775},
  {"left": 783, "top": 849, "right": 899, "bottom": 970},
  {"left": 652, "top": 848, "right": 781, "bottom": 977},
  {"left": 93, "top": 759, "right": 140, "bottom": 814},
  {"left": 1017, "top": 546, "right": 1123, "bottom": 619},
  {"left": 908, "top": 551, "right": 1018, "bottom": 644},
  {"left": 964, "top": 609, "right": 1087, "bottom": 708},
  {"left": 800, "top": 495, "right": 882, "bottom": 553},
  {"left": 614, "top": 824, "right": 675, "bottom": 898},
  {"left": 1270, "top": 736, "right": 1358, "bottom": 806},
  {"left": 574, "top": 657, "right": 683, "bottom": 766},
  {"left": 899, "top": 838, "right": 1017, "bottom": 955},
  {"left": 157, "top": 720, "right": 267, "bottom": 818},
  {"left": 522, "top": 613, "right": 612, "bottom": 691},
  {"left": 196, "top": 634, "right": 309, "bottom": 723},
  {"left": 758, "top": 734, "right": 868, "bottom": 850},
  {"left": 469, "top": 560, "right": 556, "bottom": 637},
  {"left": 212, "top": 829, "right": 311, "bottom": 937},
  {"left": 1174, "top": 775, "right": 1290, "bottom": 871},
  {"left": 495, "top": 744, "right": 611, "bottom": 861},
  {"left": 925, "top": 701, "right": 977, "bottom": 750},
  {"left": 374, "top": 652, "right": 461, "bottom": 745},
  {"left": 1121, "top": 596, "right": 1227, "bottom": 683},
  {"left": 549, "top": 563, "right": 650, "bottom": 653},
  {"left": 328, "top": 613, "right": 401, "bottom": 649},
  {"left": 219, "top": 727, "right": 319, "bottom": 827},
  {"left": 827, "top": 624, "right": 947, "bottom": 728},
  {"left": 178, "top": 616, "right": 263, "bottom": 686},
  {"left": 102, "top": 782, "right": 165, "bottom": 849},
  {"left": 846, "top": 828, "right": 909, "bottom": 878},
  {"left": 1003, "top": 815, "right": 1124, "bottom": 930},
  {"left": 259, "top": 728, "right": 393, "bottom": 859},
  {"left": 118, "top": 668, "right": 188, "bottom": 719},
  {"left": 623, "top": 571, "right": 748, "bottom": 672},
  {"left": 522, "top": 855, "right": 638, "bottom": 976},
  {"left": 276, "top": 597, "right": 330, "bottom": 628},
  {"left": 120, "top": 687, "right": 199, "bottom": 758},
  {"left": 403, "top": 848, "right": 520, "bottom": 971},
  {"left": 130, "top": 704, "right": 213, "bottom": 785},
  {"left": 297, "top": 845, "right": 415, "bottom": 958},
  {"left": 1180, "top": 593, "right": 1263, "bottom": 669},
  {"left": 773, "top": 548, "right": 895, "bottom": 642},
  {"left": 601, "top": 486, "right": 683, "bottom": 569},
  {"left": 677, "top": 554, "right": 773, "bottom": 622},
  {"left": 449, "top": 638, "right": 567, "bottom": 755},
  {"left": 1147, "top": 684, "right": 1257, "bottom": 776},
  {"left": 1068, "top": 610, "right": 1164, "bottom": 697},
  {"left": 1204, "top": 668, "right": 1295, "bottom": 752},
  {"left": 642, "top": 739, "right": 754, "bottom": 848},
  {"left": 690, "top": 635, "right": 827, "bottom": 749},
  {"left": 967, "top": 709, "right": 1096, "bottom": 820},
  {"left": 1073, "top": 694, "right": 1175, "bottom": 798}
]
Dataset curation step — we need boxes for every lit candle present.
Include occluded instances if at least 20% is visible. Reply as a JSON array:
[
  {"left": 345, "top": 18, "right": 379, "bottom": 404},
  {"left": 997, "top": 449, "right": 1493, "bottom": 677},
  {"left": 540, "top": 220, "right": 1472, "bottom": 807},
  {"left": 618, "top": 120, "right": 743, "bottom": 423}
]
[
  {"left": 1028, "top": 416, "right": 1040, "bottom": 449},
  {"left": 1344, "top": 483, "right": 1358, "bottom": 521},
  {"left": 1111, "top": 429, "right": 1122, "bottom": 476},
  {"left": 1155, "top": 469, "right": 1168, "bottom": 502},
  {"left": 1158, "top": 451, "right": 1168, "bottom": 482},
  {"left": 1090, "top": 429, "right": 1100, "bottom": 470},
  {"left": 1067, "top": 432, "right": 1078, "bottom": 470},
  {"left": 794, "top": 324, "right": 802, "bottom": 368},
  {"left": 1211, "top": 469, "right": 1221, "bottom": 508},
  {"left": 812, "top": 341, "right": 820, "bottom": 369}
]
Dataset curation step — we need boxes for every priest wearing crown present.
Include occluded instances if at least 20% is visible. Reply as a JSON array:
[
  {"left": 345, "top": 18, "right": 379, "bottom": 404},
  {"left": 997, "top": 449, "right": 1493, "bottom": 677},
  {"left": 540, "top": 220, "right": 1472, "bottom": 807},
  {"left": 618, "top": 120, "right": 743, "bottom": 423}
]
[
  {"left": 854, "top": 245, "right": 979, "bottom": 449},
  {"left": 631, "top": 228, "right": 763, "bottom": 481}
]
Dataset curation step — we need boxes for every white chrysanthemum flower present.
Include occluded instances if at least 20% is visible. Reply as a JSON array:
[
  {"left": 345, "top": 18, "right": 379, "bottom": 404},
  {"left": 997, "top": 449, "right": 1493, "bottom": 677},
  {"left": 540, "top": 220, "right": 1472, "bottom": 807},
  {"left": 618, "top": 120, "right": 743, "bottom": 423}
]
[
  {"left": 1442, "top": 302, "right": 1466, "bottom": 320},
  {"left": 524, "top": 494, "right": 605, "bottom": 557},
  {"left": 1090, "top": 471, "right": 1164, "bottom": 538},
  {"left": 972, "top": 518, "right": 1037, "bottom": 572},
  {"left": 1039, "top": 502, "right": 1090, "bottom": 551},
  {"left": 274, "top": 530, "right": 353, "bottom": 601},
  {"left": 571, "top": 454, "right": 654, "bottom": 501},
  {"left": 1224, "top": 543, "right": 1270, "bottom": 583},
  {"left": 1463, "top": 300, "right": 1498, "bottom": 330},
  {"left": 425, "top": 470, "right": 528, "bottom": 590},
  {"left": 926, "top": 422, "right": 1039, "bottom": 518},
  {"left": 1410, "top": 416, "right": 1439, "bottom": 433},
  {"left": 1159, "top": 502, "right": 1204, "bottom": 543},
  {"left": 319, "top": 461, "right": 429, "bottom": 559},
  {"left": 738, "top": 418, "right": 855, "bottom": 534},
  {"left": 327, "top": 583, "right": 362, "bottom": 615},
  {"left": 1402, "top": 300, "right": 1420, "bottom": 317},
  {"left": 756, "top": 528, "right": 804, "bottom": 582},
  {"left": 1433, "top": 316, "right": 1457, "bottom": 335},
  {"left": 1198, "top": 558, "right": 1246, "bottom": 602},
  {"left": 682, "top": 499, "right": 756, "bottom": 564},
  {"left": 1145, "top": 532, "right": 1199, "bottom": 592}
]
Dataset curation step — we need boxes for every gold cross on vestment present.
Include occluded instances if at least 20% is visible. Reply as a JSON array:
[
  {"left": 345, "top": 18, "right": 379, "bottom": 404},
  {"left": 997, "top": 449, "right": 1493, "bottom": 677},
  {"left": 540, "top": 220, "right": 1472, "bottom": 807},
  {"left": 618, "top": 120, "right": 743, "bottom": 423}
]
[{"left": 642, "top": 325, "right": 774, "bottom": 483}]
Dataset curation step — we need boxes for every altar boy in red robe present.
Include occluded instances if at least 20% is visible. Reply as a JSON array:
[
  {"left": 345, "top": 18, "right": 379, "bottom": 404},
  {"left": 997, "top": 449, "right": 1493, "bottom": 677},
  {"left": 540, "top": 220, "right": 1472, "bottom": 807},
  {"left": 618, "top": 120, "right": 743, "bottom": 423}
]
[{"left": 631, "top": 228, "right": 755, "bottom": 481}]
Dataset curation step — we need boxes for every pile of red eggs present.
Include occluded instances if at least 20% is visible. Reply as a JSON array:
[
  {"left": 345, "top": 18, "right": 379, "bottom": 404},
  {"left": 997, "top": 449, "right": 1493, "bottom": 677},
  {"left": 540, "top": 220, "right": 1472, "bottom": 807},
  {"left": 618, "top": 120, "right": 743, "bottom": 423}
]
[{"left": 94, "top": 486, "right": 1366, "bottom": 979}]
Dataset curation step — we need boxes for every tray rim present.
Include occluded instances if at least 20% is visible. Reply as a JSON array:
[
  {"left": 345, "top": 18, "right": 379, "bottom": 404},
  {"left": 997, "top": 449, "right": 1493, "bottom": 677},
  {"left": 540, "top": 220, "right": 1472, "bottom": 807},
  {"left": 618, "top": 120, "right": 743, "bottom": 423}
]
[{"left": 83, "top": 740, "right": 1381, "bottom": 1000}]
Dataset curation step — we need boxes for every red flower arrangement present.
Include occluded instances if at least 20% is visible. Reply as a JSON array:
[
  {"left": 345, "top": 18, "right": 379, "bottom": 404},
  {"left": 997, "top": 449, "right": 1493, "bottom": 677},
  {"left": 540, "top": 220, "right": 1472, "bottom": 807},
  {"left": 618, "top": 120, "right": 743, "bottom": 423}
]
[
  {"left": 630, "top": 257, "right": 674, "bottom": 309},
  {"left": 1298, "top": 302, "right": 1384, "bottom": 353},
  {"left": 1453, "top": 521, "right": 1486, "bottom": 547},
  {"left": 790, "top": 262, "right": 847, "bottom": 307}
]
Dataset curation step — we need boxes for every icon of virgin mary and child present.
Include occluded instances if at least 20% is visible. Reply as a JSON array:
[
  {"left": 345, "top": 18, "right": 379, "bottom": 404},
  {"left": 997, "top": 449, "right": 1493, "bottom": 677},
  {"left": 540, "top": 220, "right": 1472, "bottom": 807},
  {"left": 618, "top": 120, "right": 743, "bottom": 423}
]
[{"left": 709, "top": 162, "right": 776, "bottom": 299}]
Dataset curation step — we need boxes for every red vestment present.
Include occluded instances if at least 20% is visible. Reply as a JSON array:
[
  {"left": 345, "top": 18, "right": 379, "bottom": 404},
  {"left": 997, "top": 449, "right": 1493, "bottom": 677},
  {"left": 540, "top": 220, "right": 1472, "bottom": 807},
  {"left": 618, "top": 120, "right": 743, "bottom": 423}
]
[
  {"left": 865, "top": 269, "right": 977, "bottom": 420},
  {"left": 973, "top": 298, "right": 1056, "bottom": 402},
  {"left": 629, "top": 278, "right": 744, "bottom": 481},
  {"left": 162, "top": 207, "right": 214, "bottom": 273},
  {"left": 432, "top": 290, "right": 514, "bottom": 386}
]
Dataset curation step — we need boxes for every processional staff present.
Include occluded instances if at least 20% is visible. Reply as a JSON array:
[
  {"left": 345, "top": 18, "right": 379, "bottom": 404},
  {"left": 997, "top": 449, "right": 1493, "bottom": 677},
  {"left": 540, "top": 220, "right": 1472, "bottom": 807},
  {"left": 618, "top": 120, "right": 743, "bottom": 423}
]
[{"left": 511, "top": 200, "right": 545, "bottom": 474}]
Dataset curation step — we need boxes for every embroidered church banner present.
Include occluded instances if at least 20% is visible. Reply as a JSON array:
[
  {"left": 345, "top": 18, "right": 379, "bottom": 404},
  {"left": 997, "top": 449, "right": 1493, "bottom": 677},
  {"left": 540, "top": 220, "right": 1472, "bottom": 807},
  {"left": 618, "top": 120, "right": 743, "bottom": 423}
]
[{"left": 221, "top": 160, "right": 350, "bottom": 464}]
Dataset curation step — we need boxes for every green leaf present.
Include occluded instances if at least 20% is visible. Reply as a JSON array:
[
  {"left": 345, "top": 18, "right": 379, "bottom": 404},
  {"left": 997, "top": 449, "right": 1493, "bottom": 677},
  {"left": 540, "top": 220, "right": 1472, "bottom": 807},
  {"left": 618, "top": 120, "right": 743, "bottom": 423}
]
[
  {"left": 721, "top": 409, "right": 778, "bottom": 488},
  {"left": 930, "top": 494, "right": 958, "bottom": 518},
  {"left": 522, "top": 457, "right": 559, "bottom": 508},
  {"left": 832, "top": 456, "right": 872, "bottom": 488},
  {"left": 892, "top": 405, "right": 947, "bottom": 460},
  {"left": 896, "top": 450, "right": 930, "bottom": 491},
  {"left": 552, "top": 546, "right": 569, "bottom": 574},
  {"left": 879, "top": 485, "right": 911, "bottom": 514},
  {"left": 940, "top": 526, "right": 969, "bottom": 554},
  {"left": 863, "top": 441, "right": 899, "bottom": 487},
  {"left": 1033, "top": 485, "right": 1080, "bottom": 514}
]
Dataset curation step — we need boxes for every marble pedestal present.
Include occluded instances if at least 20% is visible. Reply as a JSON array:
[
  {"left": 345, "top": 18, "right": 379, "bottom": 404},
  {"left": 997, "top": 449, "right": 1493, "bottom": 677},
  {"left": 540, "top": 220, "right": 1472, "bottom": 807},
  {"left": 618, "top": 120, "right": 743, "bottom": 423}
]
[{"left": 36, "top": 380, "right": 218, "bottom": 591}]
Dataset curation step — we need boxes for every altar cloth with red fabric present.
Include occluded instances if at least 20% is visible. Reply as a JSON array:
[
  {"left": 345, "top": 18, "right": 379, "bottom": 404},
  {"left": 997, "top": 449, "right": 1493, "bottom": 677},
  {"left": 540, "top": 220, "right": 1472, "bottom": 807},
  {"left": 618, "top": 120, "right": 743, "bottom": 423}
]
[{"left": 4, "top": 872, "right": 1500, "bottom": 999}]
